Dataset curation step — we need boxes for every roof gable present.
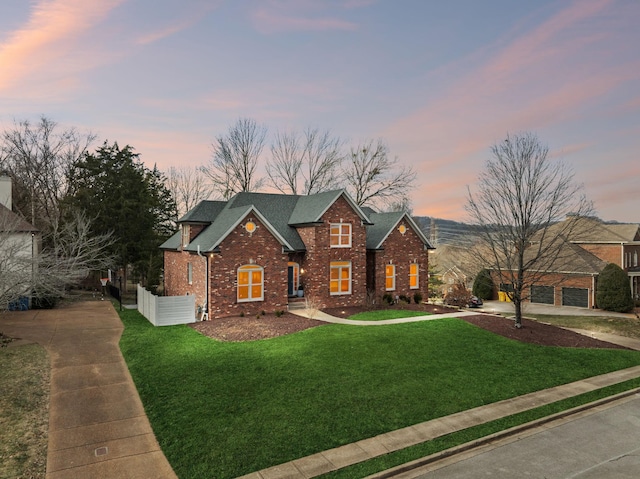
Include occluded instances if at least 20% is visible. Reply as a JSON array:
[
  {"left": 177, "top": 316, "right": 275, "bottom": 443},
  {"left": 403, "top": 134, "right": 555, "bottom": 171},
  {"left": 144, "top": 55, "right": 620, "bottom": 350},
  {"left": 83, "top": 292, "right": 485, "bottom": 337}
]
[
  {"left": 0, "top": 204, "right": 38, "bottom": 233},
  {"left": 366, "top": 210, "right": 434, "bottom": 250},
  {"left": 289, "top": 189, "right": 372, "bottom": 225}
]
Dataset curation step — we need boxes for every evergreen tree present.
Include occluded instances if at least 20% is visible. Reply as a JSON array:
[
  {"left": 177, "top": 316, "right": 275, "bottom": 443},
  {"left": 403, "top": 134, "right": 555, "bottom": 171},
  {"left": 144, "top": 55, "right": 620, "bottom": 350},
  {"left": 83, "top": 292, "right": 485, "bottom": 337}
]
[
  {"left": 472, "top": 268, "right": 494, "bottom": 300},
  {"left": 596, "top": 263, "right": 633, "bottom": 312},
  {"left": 65, "top": 142, "right": 177, "bottom": 289}
]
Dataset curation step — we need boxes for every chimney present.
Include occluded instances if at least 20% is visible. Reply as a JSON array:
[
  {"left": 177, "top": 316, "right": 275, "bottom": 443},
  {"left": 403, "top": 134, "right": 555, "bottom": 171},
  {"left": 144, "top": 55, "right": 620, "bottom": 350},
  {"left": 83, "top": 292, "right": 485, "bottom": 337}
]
[{"left": 0, "top": 176, "right": 11, "bottom": 210}]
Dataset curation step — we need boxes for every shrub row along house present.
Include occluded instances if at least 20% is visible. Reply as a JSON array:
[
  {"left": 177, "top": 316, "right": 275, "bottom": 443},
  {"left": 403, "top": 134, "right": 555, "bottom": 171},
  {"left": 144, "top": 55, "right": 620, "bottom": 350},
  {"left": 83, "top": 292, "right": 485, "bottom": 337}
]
[
  {"left": 509, "top": 217, "right": 640, "bottom": 308},
  {"left": 161, "top": 190, "right": 434, "bottom": 318}
]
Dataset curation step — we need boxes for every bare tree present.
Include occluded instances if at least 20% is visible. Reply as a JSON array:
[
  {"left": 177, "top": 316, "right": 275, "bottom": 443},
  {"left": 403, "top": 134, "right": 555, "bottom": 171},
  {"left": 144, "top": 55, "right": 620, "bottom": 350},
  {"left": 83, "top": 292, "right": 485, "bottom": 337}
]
[
  {"left": 0, "top": 208, "right": 113, "bottom": 310},
  {"left": 267, "top": 127, "right": 344, "bottom": 195},
  {"left": 342, "top": 139, "right": 417, "bottom": 208},
  {"left": 166, "top": 165, "right": 213, "bottom": 218},
  {"left": 466, "top": 132, "right": 594, "bottom": 327},
  {"left": 0, "top": 116, "right": 96, "bottom": 235},
  {"left": 202, "top": 118, "right": 266, "bottom": 199}
]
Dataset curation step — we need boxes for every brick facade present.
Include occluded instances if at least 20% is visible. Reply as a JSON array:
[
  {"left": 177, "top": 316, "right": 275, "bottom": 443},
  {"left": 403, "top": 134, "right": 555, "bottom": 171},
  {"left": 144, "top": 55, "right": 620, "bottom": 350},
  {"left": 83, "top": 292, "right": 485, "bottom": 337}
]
[
  {"left": 162, "top": 193, "right": 431, "bottom": 318},
  {"left": 163, "top": 250, "right": 206, "bottom": 311},
  {"left": 297, "top": 196, "right": 368, "bottom": 309},
  {"left": 208, "top": 215, "right": 289, "bottom": 318},
  {"left": 367, "top": 220, "right": 429, "bottom": 303}
]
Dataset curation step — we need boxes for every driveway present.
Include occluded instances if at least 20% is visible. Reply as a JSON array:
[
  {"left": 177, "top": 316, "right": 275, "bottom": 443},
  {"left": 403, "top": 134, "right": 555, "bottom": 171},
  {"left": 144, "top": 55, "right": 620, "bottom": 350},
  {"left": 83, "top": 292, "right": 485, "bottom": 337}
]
[{"left": 478, "top": 300, "right": 638, "bottom": 318}]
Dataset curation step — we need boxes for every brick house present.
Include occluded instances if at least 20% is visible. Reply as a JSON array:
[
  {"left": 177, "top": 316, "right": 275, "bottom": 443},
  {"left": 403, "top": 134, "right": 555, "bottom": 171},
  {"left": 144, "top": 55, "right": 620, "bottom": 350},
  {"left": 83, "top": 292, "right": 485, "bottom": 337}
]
[
  {"left": 495, "top": 217, "right": 640, "bottom": 308},
  {"left": 161, "top": 190, "right": 434, "bottom": 318}
]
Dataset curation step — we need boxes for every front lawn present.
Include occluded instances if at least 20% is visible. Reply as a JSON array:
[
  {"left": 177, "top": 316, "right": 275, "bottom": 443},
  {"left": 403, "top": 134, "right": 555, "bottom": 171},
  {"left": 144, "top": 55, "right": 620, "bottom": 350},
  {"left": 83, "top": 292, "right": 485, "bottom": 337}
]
[
  {"left": 527, "top": 314, "right": 640, "bottom": 340},
  {"left": 118, "top": 309, "right": 640, "bottom": 479}
]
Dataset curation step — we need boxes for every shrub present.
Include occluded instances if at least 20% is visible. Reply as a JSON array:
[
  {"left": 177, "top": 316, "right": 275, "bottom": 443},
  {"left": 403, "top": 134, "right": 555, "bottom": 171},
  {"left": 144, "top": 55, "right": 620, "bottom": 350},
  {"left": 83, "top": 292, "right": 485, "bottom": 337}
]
[
  {"left": 275, "top": 310, "right": 284, "bottom": 317},
  {"left": 413, "top": 292, "right": 423, "bottom": 304},
  {"left": 473, "top": 268, "right": 494, "bottom": 300},
  {"left": 382, "top": 293, "right": 394, "bottom": 305},
  {"left": 596, "top": 263, "right": 634, "bottom": 312},
  {"left": 444, "top": 283, "right": 473, "bottom": 308},
  {"left": 398, "top": 294, "right": 410, "bottom": 304}
]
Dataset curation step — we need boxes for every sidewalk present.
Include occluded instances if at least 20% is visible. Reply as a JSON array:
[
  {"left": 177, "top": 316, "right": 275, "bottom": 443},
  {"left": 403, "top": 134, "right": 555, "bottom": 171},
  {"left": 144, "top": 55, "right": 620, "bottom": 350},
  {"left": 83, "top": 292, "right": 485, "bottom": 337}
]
[
  {"left": 240, "top": 309, "right": 640, "bottom": 479},
  {"left": 0, "top": 301, "right": 177, "bottom": 479}
]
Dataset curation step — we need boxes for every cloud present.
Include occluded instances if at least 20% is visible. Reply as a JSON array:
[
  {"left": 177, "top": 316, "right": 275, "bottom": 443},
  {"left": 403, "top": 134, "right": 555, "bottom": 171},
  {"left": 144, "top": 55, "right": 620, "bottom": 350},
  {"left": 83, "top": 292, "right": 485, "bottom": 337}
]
[
  {"left": 0, "top": 0, "right": 125, "bottom": 92},
  {"left": 135, "top": 2, "right": 221, "bottom": 45},
  {"left": 250, "top": 1, "right": 359, "bottom": 34}
]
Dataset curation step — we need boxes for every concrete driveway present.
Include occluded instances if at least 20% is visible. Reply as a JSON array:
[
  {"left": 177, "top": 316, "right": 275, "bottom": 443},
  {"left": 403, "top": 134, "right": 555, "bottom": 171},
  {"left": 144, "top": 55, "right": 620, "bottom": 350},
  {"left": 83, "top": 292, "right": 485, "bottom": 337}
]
[{"left": 477, "top": 300, "right": 638, "bottom": 318}]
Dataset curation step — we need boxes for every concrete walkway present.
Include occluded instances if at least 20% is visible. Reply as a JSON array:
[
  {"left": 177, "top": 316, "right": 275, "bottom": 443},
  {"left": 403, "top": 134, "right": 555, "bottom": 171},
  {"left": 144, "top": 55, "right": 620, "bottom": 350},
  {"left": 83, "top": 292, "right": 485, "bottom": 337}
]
[
  {"left": 0, "top": 301, "right": 177, "bottom": 479},
  {"left": 289, "top": 308, "right": 479, "bottom": 325},
  {"left": 241, "top": 308, "right": 640, "bottom": 479},
  {"left": 3, "top": 302, "right": 640, "bottom": 479}
]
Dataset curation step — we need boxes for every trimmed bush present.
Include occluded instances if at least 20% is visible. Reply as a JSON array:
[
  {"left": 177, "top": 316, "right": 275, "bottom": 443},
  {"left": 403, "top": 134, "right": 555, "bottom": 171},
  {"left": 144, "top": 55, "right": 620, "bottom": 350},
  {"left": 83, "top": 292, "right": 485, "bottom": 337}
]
[
  {"left": 472, "top": 268, "right": 494, "bottom": 300},
  {"left": 596, "top": 263, "right": 634, "bottom": 313},
  {"left": 413, "top": 292, "right": 423, "bottom": 304}
]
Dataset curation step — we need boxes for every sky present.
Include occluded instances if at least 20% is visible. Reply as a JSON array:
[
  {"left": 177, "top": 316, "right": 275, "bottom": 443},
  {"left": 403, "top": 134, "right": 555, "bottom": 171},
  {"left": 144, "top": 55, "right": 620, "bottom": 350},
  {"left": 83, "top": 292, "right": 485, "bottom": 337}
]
[{"left": 1, "top": 0, "right": 638, "bottom": 223}]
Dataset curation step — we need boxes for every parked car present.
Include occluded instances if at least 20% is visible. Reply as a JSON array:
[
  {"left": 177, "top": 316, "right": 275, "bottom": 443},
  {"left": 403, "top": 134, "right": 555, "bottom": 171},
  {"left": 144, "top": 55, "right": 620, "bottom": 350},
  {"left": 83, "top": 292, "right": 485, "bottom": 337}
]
[{"left": 468, "top": 296, "right": 483, "bottom": 308}]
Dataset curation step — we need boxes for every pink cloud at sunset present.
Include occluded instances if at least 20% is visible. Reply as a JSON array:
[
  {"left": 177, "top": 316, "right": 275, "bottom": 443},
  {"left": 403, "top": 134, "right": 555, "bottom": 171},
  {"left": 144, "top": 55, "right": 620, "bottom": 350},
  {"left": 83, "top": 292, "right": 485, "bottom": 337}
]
[
  {"left": 0, "top": 0, "right": 125, "bottom": 92},
  {"left": 0, "top": 0, "right": 638, "bottom": 223}
]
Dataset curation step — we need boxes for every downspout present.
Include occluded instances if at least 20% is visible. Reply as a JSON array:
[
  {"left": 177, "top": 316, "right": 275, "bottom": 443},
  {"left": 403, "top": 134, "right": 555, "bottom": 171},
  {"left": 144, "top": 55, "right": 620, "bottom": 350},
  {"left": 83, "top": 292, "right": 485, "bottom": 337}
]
[
  {"left": 591, "top": 274, "right": 596, "bottom": 309},
  {"left": 197, "top": 245, "right": 208, "bottom": 320}
]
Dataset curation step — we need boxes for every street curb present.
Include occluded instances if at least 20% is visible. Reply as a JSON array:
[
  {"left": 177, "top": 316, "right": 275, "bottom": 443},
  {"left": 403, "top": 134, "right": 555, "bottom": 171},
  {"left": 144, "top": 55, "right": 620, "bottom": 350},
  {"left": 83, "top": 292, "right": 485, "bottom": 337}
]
[{"left": 366, "top": 386, "right": 640, "bottom": 479}]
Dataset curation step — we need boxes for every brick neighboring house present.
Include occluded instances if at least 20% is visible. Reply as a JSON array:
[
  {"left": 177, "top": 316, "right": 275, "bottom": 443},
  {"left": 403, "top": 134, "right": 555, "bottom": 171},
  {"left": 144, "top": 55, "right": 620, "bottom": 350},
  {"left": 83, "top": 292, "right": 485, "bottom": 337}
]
[
  {"left": 161, "top": 190, "right": 434, "bottom": 318},
  {"left": 496, "top": 217, "right": 640, "bottom": 308}
]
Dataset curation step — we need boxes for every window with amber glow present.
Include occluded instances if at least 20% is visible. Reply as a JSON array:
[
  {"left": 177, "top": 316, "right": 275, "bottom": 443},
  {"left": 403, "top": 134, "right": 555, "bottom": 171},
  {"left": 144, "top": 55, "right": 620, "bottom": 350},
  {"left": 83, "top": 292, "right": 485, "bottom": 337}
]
[
  {"left": 409, "top": 263, "right": 419, "bottom": 289},
  {"left": 385, "top": 264, "right": 396, "bottom": 291},
  {"left": 330, "top": 223, "right": 351, "bottom": 247},
  {"left": 330, "top": 261, "right": 351, "bottom": 294},
  {"left": 237, "top": 264, "right": 264, "bottom": 302}
]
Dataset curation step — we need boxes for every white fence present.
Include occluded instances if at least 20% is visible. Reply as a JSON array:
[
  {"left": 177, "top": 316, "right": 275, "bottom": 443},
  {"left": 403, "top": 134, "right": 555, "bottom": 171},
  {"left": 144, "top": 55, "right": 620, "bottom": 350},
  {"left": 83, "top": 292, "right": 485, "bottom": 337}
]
[{"left": 137, "top": 284, "right": 196, "bottom": 326}]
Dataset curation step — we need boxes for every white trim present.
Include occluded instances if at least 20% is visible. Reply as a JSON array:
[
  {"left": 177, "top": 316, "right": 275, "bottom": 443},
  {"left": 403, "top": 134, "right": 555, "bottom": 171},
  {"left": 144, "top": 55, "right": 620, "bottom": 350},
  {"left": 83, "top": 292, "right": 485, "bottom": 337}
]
[
  {"left": 330, "top": 223, "right": 352, "bottom": 248},
  {"left": 409, "top": 263, "right": 419, "bottom": 289},
  {"left": 237, "top": 264, "right": 264, "bottom": 302},
  {"left": 330, "top": 261, "right": 352, "bottom": 295},
  {"left": 385, "top": 264, "right": 396, "bottom": 291}
]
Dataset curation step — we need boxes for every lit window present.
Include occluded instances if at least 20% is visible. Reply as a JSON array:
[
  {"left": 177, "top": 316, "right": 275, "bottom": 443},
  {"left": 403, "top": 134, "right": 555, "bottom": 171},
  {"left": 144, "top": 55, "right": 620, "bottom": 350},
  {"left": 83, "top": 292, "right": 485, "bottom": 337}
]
[
  {"left": 187, "top": 262, "right": 193, "bottom": 285},
  {"left": 330, "top": 261, "right": 351, "bottom": 295},
  {"left": 181, "top": 224, "right": 190, "bottom": 247},
  {"left": 330, "top": 223, "right": 351, "bottom": 247},
  {"left": 237, "top": 264, "right": 264, "bottom": 302},
  {"left": 409, "top": 263, "right": 419, "bottom": 289},
  {"left": 385, "top": 264, "right": 396, "bottom": 291},
  {"left": 245, "top": 221, "right": 256, "bottom": 233},
  {"left": 398, "top": 224, "right": 407, "bottom": 235}
]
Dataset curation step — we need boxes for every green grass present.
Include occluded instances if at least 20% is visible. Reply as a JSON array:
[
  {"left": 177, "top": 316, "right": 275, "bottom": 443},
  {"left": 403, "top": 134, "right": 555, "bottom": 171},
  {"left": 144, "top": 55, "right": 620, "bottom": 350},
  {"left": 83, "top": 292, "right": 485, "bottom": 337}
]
[
  {"left": 118, "top": 309, "right": 640, "bottom": 479},
  {"left": 320, "top": 379, "right": 640, "bottom": 478},
  {"left": 347, "top": 310, "right": 431, "bottom": 321}
]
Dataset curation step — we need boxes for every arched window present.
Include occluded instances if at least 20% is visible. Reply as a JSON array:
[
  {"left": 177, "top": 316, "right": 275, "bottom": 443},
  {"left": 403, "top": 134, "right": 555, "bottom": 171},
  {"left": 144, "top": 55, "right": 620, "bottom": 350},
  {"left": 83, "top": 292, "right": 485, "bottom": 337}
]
[{"left": 237, "top": 264, "right": 264, "bottom": 302}]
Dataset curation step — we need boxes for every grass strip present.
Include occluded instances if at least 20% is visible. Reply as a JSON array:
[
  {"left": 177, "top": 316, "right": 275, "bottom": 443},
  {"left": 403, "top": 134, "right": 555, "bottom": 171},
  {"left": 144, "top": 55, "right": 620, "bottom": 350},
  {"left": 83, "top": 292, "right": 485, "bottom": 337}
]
[
  {"left": 320, "top": 379, "right": 640, "bottom": 478},
  {"left": 118, "top": 308, "right": 640, "bottom": 479},
  {"left": 347, "top": 310, "right": 432, "bottom": 321},
  {"left": 0, "top": 343, "right": 49, "bottom": 479}
]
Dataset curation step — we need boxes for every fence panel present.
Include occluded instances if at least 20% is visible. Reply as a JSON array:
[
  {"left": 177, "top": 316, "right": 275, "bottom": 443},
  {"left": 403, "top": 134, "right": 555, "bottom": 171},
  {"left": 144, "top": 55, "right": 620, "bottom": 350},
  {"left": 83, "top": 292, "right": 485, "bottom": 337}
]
[{"left": 136, "top": 285, "right": 195, "bottom": 326}]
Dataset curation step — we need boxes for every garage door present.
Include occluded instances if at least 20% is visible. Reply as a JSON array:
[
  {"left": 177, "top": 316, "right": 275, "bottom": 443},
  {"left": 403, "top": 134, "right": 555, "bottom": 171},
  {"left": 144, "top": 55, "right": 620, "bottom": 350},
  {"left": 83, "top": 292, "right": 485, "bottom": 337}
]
[
  {"left": 562, "top": 287, "right": 589, "bottom": 307},
  {"left": 531, "top": 285, "right": 554, "bottom": 304}
]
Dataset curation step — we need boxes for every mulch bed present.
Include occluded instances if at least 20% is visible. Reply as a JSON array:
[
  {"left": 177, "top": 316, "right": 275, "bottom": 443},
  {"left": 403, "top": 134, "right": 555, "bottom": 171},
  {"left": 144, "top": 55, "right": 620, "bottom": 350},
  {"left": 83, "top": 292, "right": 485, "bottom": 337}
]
[{"left": 189, "top": 303, "right": 630, "bottom": 349}]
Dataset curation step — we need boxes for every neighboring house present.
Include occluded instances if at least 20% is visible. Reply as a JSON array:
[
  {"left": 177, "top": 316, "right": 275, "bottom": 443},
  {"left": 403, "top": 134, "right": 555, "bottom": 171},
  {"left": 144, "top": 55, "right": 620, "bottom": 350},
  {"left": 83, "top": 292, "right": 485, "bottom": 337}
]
[
  {"left": 0, "top": 175, "right": 39, "bottom": 309},
  {"left": 440, "top": 266, "right": 469, "bottom": 294},
  {"left": 498, "top": 217, "right": 640, "bottom": 308},
  {"left": 161, "top": 189, "right": 434, "bottom": 318}
]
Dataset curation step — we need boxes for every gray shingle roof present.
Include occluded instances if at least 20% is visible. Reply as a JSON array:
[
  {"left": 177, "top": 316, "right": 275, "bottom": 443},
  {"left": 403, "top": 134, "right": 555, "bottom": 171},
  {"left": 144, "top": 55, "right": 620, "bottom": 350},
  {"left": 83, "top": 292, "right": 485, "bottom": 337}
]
[
  {"left": 164, "top": 190, "right": 431, "bottom": 254},
  {"left": 179, "top": 200, "right": 227, "bottom": 223},
  {"left": 525, "top": 236, "right": 608, "bottom": 274},
  {"left": 365, "top": 211, "right": 434, "bottom": 250},
  {"left": 539, "top": 217, "right": 640, "bottom": 244},
  {"left": 0, "top": 204, "right": 38, "bottom": 233}
]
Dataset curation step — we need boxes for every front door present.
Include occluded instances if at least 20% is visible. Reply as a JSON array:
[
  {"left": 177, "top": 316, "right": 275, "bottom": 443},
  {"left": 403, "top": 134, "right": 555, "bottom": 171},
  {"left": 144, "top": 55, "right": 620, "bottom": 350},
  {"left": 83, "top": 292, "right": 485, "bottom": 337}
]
[{"left": 287, "top": 266, "right": 294, "bottom": 296}]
